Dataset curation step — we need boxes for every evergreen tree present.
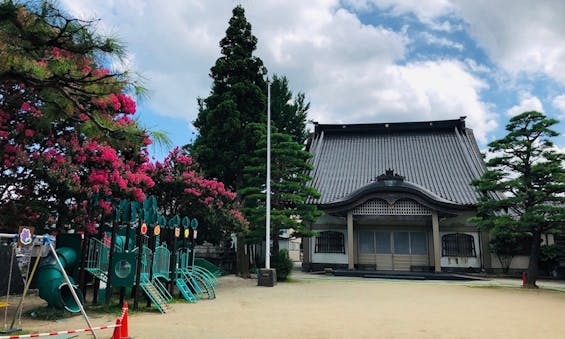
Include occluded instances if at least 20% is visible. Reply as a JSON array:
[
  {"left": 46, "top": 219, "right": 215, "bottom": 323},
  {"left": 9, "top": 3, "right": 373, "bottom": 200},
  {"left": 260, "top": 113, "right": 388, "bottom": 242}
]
[
  {"left": 270, "top": 74, "right": 310, "bottom": 144},
  {"left": 471, "top": 111, "right": 565, "bottom": 288},
  {"left": 192, "top": 5, "right": 267, "bottom": 191},
  {"left": 240, "top": 125, "right": 321, "bottom": 254}
]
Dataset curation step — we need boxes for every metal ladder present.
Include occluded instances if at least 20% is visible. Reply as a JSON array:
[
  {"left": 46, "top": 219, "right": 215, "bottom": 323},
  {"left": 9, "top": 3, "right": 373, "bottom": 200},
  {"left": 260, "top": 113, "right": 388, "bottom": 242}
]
[{"left": 140, "top": 280, "right": 170, "bottom": 313}]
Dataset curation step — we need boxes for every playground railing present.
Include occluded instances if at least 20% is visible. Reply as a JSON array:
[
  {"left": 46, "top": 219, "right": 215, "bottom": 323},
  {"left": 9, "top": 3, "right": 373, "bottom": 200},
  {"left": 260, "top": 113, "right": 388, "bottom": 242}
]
[
  {"left": 85, "top": 238, "right": 110, "bottom": 281},
  {"left": 194, "top": 258, "right": 223, "bottom": 277},
  {"left": 152, "top": 245, "right": 171, "bottom": 281}
]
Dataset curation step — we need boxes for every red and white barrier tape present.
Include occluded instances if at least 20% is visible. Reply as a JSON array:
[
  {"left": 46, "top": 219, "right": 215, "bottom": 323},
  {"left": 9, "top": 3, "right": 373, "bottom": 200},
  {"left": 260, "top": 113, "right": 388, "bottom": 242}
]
[{"left": 0, "top": 324, "right": 120, "bottom": 338}]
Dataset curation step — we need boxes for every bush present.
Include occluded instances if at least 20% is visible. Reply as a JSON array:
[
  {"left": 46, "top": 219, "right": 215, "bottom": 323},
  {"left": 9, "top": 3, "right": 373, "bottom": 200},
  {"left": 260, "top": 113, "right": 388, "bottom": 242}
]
[
  {"left": 539, "top": 244, "right": 559, "bottom": 275},
  {"left": 273, "top": 249, "right": 293, "bottom": 281}
]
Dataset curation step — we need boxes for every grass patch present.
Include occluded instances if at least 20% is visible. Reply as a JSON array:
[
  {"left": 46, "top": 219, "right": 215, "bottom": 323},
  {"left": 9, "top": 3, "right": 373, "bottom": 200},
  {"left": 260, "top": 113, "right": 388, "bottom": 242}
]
[{"left": 26, "top": 306, "right": 73, "bottom": 321}]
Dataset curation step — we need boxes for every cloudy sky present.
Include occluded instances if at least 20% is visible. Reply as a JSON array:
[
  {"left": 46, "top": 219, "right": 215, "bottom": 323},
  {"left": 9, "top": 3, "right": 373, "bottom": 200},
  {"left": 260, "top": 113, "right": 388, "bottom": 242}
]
[{"left": 59, "top": 0, "right": 565, "bottom": 159}]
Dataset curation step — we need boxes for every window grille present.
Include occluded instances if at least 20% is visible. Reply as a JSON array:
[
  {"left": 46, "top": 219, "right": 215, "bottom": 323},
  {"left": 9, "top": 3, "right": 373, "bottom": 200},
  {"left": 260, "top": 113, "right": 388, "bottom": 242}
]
[
  {"left": 315, "top": 231, "right": 345, "bottom": 253},
  {"left": 442, "top": 233, "right": 476, "bottom": 257},
  {"left": 352, "top": 199, "right": 431, "bottom": 216}
]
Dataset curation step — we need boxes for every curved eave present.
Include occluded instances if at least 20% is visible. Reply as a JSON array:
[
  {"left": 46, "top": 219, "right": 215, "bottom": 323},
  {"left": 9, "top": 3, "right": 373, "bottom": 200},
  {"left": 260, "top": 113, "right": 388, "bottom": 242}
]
[{"left": 319, "top": 180, "right": 474, "bottom": 217}]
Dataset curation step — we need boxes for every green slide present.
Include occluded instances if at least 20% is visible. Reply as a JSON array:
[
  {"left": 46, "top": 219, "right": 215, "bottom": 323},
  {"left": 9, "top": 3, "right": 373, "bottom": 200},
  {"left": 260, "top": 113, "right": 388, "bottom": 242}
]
[{"left": 37, "top": 247, "right": 84, "bottom": 313}]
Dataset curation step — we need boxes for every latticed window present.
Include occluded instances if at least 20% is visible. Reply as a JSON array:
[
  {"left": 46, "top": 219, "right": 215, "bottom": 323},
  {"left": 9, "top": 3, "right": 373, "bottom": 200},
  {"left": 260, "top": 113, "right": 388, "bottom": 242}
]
[
  {"left": 315, "top": 231, "right": 345, "bottom": 253},
  {"left": 442, "top": 233, "right": 476, "bottom": 257}
]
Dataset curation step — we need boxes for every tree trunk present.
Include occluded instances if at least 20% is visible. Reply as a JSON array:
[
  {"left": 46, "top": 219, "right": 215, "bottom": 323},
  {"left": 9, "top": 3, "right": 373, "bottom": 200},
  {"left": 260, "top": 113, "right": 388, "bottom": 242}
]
[
  {"left": 236, "top": 233, "right": 249, "bottom": 278},
  {"left": 272, "top": 235, "right": 279, "bottom": 257},
  {"left": 525, "top": 230, "right": 542, "bottom": 288}
]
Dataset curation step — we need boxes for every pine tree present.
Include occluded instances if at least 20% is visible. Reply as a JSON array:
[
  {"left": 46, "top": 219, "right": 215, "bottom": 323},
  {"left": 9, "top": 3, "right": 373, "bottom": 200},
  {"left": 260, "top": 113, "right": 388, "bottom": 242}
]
[
  {"left": 270, "top": 74, "right": 310, "bottom": 144},
  {"left": 240, "top": 125, "right": 321, "bottom": 254},
  {"left": 192, "top": 5, "right": 267, "bottom": 191},
  {"left": 471, "top": 111, "right": 565, "bottom": 288}
]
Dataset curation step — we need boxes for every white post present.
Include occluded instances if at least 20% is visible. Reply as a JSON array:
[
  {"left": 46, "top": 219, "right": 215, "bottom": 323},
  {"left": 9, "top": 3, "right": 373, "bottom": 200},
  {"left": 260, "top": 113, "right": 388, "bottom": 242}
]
[
  {"left": 266, "top": 79, "right": 271, "bottom": 270},
  {"left": 47, "top": 241, "right": 97, "bottom": 339},
  {"left": 432, "top": 211, "right": 441, "bottom": 273}
]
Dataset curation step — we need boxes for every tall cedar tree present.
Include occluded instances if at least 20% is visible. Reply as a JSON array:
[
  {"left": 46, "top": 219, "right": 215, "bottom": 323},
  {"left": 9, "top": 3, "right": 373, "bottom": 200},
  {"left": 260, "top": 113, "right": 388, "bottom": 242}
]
[
  {"left": 240, "top": 125, "right": 321, "bottom": 254},
  {"left": 471, "top": 111, "right": 565, "bottom": 288},
  {"left": 270, "top": 74, "right": 310, "bottom": 145},
  {"left": 192, "top": 5, "right": 266, "bottom": 191}
]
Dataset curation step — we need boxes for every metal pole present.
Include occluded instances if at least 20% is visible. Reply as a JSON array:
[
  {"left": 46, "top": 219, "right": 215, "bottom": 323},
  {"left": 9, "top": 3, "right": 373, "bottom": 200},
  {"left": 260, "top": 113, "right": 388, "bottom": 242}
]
[
  {"left": 10, "top": 242, "right": 44, "bottom": 329},
  {"left": 3, "top": 242, "right": 15, "bottom": 330},
  {"left": 46, "top": 241, "right": 98, "bottom": 339},
  {"left": 266, "top": 79, "right": 271, "bottom": 270}
]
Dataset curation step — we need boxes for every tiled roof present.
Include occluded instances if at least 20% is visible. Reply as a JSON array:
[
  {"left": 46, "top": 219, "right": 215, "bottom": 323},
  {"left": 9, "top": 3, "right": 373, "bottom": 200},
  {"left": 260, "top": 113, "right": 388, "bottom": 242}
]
[{"left": 308, "top": 118, "right": 485, "bottom": 206}]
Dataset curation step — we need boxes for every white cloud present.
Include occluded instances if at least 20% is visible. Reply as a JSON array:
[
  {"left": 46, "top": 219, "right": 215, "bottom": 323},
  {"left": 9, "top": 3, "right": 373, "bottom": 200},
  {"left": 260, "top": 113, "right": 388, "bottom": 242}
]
[
  {"left": 355, "top": 0, "right": 454, "bottom": 22},
  {"left": 368, "top": 0, "right": 565, "bottom": 86},
  {"left": 452, "top": 1, "right": 565, "bottom": 85},
  {"left": 58, "top": 0, "right": 496, "bottom": 146},
  {"left": 420, "top": 32, "right": 464, "bottom": 51},
  {"left": 506, "top": 94, "right": 544, "bottom": 116},
  {"left": 305, "top": 59, "right": 496, "bottom": 143},
  {"left": 551, "top": 94, "right": 565, "bottom": 117}
]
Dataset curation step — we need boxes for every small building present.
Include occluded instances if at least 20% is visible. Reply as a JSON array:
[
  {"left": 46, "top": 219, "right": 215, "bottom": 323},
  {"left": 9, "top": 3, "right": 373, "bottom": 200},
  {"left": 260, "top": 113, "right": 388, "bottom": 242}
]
[{"left": 303, "top": 117, "right": 496, "bottom": 273}]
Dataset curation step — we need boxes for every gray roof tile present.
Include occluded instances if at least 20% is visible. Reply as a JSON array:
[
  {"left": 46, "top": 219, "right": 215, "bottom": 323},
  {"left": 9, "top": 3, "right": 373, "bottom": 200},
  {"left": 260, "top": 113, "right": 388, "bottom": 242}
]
[{"left": 308, "top": 118, "right": 485, "bottom": 206}]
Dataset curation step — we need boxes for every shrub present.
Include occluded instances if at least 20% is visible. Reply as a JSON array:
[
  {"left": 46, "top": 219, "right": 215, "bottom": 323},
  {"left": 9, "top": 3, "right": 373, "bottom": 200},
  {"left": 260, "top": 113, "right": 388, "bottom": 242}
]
[{"left": 273, "top": 249, "right": 293, "bottom": 281}]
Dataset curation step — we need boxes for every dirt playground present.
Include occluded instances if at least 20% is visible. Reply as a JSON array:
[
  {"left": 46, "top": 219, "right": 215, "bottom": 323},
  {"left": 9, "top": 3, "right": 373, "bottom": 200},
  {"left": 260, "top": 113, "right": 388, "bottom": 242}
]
[{"left": 3, "top": 272, "right": 565, "bottom": 339}]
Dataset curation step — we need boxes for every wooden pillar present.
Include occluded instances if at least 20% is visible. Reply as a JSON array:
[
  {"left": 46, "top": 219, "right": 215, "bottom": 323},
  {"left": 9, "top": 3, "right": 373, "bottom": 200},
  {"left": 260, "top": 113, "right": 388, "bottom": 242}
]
[
  {"left": 432, "top": 211, "right": 441, "bottom": 273},
  {"left": 347, "top": 211, "right": 354, "bottom": 270}
]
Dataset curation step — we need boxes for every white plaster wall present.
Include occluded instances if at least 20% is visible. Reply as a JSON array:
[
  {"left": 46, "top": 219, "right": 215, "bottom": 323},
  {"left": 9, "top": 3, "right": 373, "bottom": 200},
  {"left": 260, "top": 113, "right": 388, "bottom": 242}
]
[
  {"left": 310, "top": 230, "right": 348, "bottom": 264},
  {"left": 491, "top": 255, "right": 530, "bottom": 270},
  {"left": 490, "top": 233, "right": 554, "bottom": 270},
  {"left": 440, "top": 231, "right": 482, "bottom": 268}
]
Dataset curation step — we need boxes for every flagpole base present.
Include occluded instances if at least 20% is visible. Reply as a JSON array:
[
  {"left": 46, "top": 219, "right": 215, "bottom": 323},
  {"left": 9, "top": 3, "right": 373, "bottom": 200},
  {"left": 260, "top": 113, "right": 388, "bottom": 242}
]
[{"left": 257, "top": 269, "right": 277, "bottom": 287}]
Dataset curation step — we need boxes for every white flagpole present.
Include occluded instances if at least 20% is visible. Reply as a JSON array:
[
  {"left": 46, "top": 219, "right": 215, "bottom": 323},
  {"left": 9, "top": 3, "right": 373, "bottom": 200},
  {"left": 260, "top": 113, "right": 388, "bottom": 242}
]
[{"left": 266, "top": 79, "right": 271, "bottom": 270}]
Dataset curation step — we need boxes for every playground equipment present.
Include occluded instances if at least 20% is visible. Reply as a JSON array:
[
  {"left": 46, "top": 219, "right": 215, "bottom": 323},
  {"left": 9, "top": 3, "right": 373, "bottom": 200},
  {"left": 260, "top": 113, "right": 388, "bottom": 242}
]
[
  {"left": 0, "top": 232, "right": 98, "bottom": 339},
  {"left": 37, "top": 246, "right": 84, "bottom": 312},
  {"left": 176, "top": 248, "right": 217, "bottom": 300}
]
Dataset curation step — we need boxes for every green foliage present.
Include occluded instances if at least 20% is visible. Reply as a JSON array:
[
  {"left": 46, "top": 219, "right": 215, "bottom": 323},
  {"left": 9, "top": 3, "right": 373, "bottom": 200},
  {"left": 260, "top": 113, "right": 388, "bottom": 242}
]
[
  {"left": 270, "top": 74, "right": 310, "bottom": 144},
  {"left": 471, "top": 111, "right": 565, "bottom": 285},
  {"left": 192, "top": 5, "right": 267, "bottom": 191},
  {"left": 538, "top": 244, "right": 559, "bottom": 275},
  {"left": 489, "top": 230, "right": 521, "bottom": 273},
  {"left": 240, "top": 125, "right": 321, "bottom": 246},
  {"left": 273, "top": 248, "right": 293, "bottom": 281}
]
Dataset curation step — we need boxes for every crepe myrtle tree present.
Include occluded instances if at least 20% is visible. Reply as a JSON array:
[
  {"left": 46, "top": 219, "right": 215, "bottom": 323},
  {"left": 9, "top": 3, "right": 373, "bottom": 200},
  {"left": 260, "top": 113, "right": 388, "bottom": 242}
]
[
  {"left": 0, "top": 1, "right": 154, "bottom": 233},
  {"left": 471, "top": 111, "right": 565, "bottom": 288},
  {"left": 148, "top": 147, "right": 248, "bottom": 245}
]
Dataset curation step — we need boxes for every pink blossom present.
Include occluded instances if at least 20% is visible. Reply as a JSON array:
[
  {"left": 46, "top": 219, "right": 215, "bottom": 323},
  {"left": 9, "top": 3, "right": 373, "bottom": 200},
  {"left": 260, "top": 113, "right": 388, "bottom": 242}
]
[
  {"left": 108, "top": 94, "right": 121, "bottom": 111},
  {"left": 98, "top": 200, "right": 112, "bottom": 215},
  {"left": 71, "top": 172, "right": 80, "bottom": 183},
  {"left": 85, "top": 221, "right": 98, "bottom": 235},
  {"left": 117, "top": 93, "right": 136, "bottom": 114},
  {"left": 20, "top": 102, "right": 31, "bottom": 111},
  {"left": 37, "top": 60, "right": 47, "bottom": 68},
  {"left": 0, "top": 131, "right": 8, "bottom": 138},
  {"left": 24, "top": 129, "right": 35, "bottom": 137},
  {"left": 131, "top": 188, "right": 145, "bottom": 202},
  {"left": 82, "top": 65, "right": 92, "bottom": 75},
  {"left": 93, "top": 68, "right": 110, "bottom": 78}
]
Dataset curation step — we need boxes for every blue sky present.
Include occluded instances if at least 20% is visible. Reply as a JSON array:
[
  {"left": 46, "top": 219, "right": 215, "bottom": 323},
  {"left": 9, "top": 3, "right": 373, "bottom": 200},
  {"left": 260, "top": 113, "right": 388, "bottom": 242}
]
[{"left": 60, "top": 0, "right": 565, "bottom": 159}]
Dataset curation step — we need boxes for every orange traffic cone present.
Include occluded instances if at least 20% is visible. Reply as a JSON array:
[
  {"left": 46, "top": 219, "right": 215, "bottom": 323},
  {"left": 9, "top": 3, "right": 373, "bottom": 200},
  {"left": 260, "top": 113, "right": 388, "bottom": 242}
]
[
  {"left": 112, "top": 317, "right": 122, "bottom": 339},
  {"left": 121, "top": 302, "right": 129, "bottom": 339}
]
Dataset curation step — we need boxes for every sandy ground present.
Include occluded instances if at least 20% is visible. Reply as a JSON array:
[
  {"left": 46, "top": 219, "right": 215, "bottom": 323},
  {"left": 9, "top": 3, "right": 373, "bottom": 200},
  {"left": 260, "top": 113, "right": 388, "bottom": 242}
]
[{"left": 3, "top": 272, "right": 565, "bottom": 339}]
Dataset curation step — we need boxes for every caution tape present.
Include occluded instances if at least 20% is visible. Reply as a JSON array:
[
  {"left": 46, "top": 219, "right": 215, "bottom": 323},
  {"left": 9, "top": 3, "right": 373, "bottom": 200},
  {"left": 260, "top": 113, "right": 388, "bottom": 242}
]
[{"left": 0, "top": 324, "right": 120, "bottom": 338}]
